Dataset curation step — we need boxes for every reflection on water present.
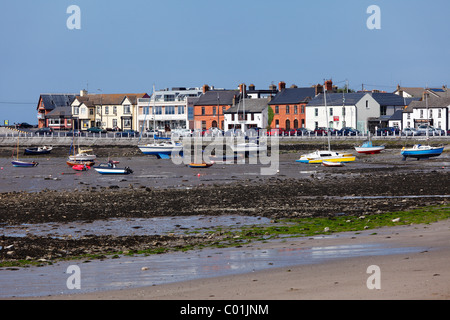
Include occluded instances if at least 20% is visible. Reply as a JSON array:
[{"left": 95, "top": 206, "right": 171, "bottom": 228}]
[{"left": 0, "top": 241, "right": 424, "bottom": 298}]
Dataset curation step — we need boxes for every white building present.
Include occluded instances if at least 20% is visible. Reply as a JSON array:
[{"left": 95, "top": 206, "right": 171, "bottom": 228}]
[
  {"left": 306, "top": 92, "right": 409, "bottom": 133},
  {"left": 403, "top": 97, "right": 450, "bottom": 130},
  {"left": 136, "top": 87, "right": 202, "bottom": 131},
  {"left": 223, "top": 98, "right": 269, "bottom": 130}
]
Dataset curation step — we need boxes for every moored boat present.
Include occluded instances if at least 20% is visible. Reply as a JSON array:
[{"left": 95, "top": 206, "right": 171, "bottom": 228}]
[
  {"left": 68, "top": 148, "right": 96, "bottom": 161},
  {"left": 355, "top": 141, "right": 385, "bottom": 154},
  {"left": 401, "top": 144, "right": 444, "bottom": 160},
  {"left": 72, "top": 164, "right": 90, "bottom": 171},
  {"left": 189, "top": 162, "right": 213, "bottom": 168},
  {"left": 24, "top": 146, "right": 53, "bottom": 155},
  {"left": 93, "top": 162, "right": 133, "bottom": 175},
  {"left": 67, "top": 160, "right": 95, "bottom": 167},
  {"left": 138, "top": 141, "right": 183, "bottom": 159},
  {"left": 11, "top": 160, "right": 39, "bottom": 167},
  {"left": 296, "top": 150, "right": 355, "bottom": 164},
  {"left": 322, "top": 160, "right": 344, "bottom": 167}
]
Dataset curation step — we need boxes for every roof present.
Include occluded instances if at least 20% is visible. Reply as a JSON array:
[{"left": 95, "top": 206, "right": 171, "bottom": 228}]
[
  {"left": 307, "top": 92, "right": 366, "bottom": 106},
  {"left": 388, "top": 110, "right": 403, "bottom": 121},
  {"left": 74, "top": 93, "right": 148, "bottom": 106},
  {"left": 194, "top": 90, "right": 240, "bottom": 106},
  {"left": 268, "top": 87, "right": 316, "bottom": 105},
  {"left": 404, "top": 97, "right": 450, "bottom": 112},
  {"left": 369, "top": 92, "right": 410, "bottom": 106},
  {"left": 224, "top": 98, "right": 269, "bottom": 114},
  {"left": 38, "top": 94, "right": 76, "bottom": 111},
  {"left": 45, "top": 106, "right": 72, "bottom": 118}
]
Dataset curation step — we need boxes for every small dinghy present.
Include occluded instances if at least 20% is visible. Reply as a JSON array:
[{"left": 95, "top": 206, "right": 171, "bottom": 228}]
[
  {"left": 322, "top": 160, "right": 344, "bottom": 167},
  {"left": 12, "top": 160, "right": 39, "bottom": 167}
]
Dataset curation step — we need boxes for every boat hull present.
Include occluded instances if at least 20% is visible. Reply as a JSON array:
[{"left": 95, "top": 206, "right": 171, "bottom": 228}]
[
  {"left": 138, "top": 143, "right": 183, "bottom": 158},
  {"left": 67, "top": 160, "right": 95, "bottom": 167},
  {"left": 12, "top": 160, "right": 38, "bottom": 167},
  {"left": 322, "top": 160, "right": 344, "bottom": 167},
  {"left": 189, "top": 163, "right": 213, "bottom": 168},
  {"left": 68, "top": 155, "right": 96, "bottom": 161},
  {"left": 401, "top": 146, "right": 444, "bottom": 159},
  {"left": 94, "top": 167, "right": 133, "bottom": 174},
  {"left": 355, "top": 146, "right": 385, "bottom": 154},
  {"left": 24, "top": 147, "right": 52, "bottom": 155}
]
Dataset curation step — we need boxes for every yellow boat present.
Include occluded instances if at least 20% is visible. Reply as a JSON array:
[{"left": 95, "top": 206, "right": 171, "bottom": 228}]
[{"left": 296, "top": 150, "right": 355, "bottom": 164}]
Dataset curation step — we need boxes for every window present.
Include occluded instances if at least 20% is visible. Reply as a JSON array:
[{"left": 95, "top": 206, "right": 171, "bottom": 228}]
[
  {"left": 123, "top": 119, "right": 131, "bottom": 127},
  {"left": 275, "top": 119, "right": 279, "bottom": 127},
  {"left": 294, "top": 105, "right": 298, "bottom": 114},
  {"left": 165, "top": 106, "right": 175, "bottom": 115},
  {"left": 407, "top": 113, "right": 410, "bottom": 119},
  {"left": 201, "top": 121, "right": 206, "bottom": 129},
  {"left": 105, "top": 106, "right": 109, "bottom": 115},
  {"left": 113, "top": 119, "right": 117, "bottom": 127},
  {"left": 123, "top": 105, "right": 131, "bottom": 114},
  {"left": 231, "top": 114, "right": 235, "bottom": 121},
  {"left": 113, "top": 106, "right": 117, "bottom": 115},
  {"left": 178, "top": 106, "right": 184, "bottom": 114},
  {"left": 143, "top": 106, "right": 150, "bottom": 115},
  {"left": 164, "top": 95, "right": 175, "bottom": 102},
  {"left": 438, "top": 109, "right": 442, "bottom": 118},
  {"left": 380, "top": 106, "right": 387, "bottom": 116},
  {"left": 329, "top": 108, "right": 333, "bottom": 116},
  {"left": 366, "top": 100, "right": 369, "bottom": 108},
  {"left": 301, "top": 105, "right": 305, "bottom": 114},
  {"left": 314, "top": 108, "right": 318, "bottom": 117},
  {"left": 286, "top": 105, "right": 290, "bottom": 114},
  {"left": 429, "top": 109, "right": 433, "bottom": 118},
  {"left": 342, "top": 107, "right": 346, "bottom": 116},
  {"left": 97, "top": 106, "right": 101, "bottom": 115},
  {"left": 73, "top": 107, "right": 79, "bottom": 115},
  {"left": 275, "top": 106, "right": 279, "bottom": 114},
  {"left": 251, "top": 113, "right": 254, "bottom": 121},
  {"left": 213, "top": 106, "right": 216, "bottom": 115},
  {"left": 154, "top": 106, "right": 162, "bottom": 115},
  {"left": 89, "top": 108, "right": 94, "bottom": 116},
  {"left": 201, "top": 107, "right": 205, "bottom": 115},
  {"left": 420, "top": 110, "right": 424, "bottom": 118}
]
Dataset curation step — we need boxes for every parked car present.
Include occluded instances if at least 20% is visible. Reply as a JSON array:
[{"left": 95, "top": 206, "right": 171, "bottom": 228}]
[
  {"left": 17, "top": 122, "right": 34, "bottom": 128},
  {"left": 402, "top": 128, "right": 421, "bottom": 136},
  {"left": 296, "top": 128, "right": 314, "bottom": 136},
  {"left": 34, "top": 127, "right": 53, "bottom": 136},
  {"left": 87, "top": 126, "right": 106, "bottom": 133},
  {"left": 115, "top": 130, "right": 139, "bottom": 137},
  {"left": 268, "top": 128, "right": 284, "bottom": 136},
  {"left": 417, "top": 125, "right": 437, "bottom": 135},
  {"left": 283, "top": 129, "right": 297, "bottom": 136},
  {"left": 338, "top": 127, "right": 360, "bottom": 136},
  {"left": 376, "top": 127, "right": 400, "bottom": 136},
  {"left": 314, "top": 127, "right": 337, "bottom": 135},
  {"left": 65, "top": 129, "right": 82, "bottom": 137}
]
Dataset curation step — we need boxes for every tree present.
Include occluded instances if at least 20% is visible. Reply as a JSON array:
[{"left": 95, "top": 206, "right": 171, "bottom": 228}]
[{"left": 267, "top": 106, "right": 274, "bottom": 130}]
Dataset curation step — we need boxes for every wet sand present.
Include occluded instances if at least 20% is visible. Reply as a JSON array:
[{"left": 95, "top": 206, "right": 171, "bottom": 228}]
[
  {"left": 1, "top": 144, "right": 449, "bottom": 300},
  {"left": 32, "top": 219, "right": 450, "bottom": 300}
]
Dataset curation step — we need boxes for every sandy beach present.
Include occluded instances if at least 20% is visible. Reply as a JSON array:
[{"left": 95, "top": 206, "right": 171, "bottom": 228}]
[{"left": 37, "top": 218, "right": 450, "bottom": 300}]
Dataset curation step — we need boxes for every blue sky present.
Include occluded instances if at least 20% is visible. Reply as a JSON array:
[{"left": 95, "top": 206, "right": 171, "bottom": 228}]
[{"left": 1, "top": 0, "right": 449, "bottom": 124}]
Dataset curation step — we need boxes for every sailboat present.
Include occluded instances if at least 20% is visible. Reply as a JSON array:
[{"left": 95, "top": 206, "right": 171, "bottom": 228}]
[
  {"left": 11, "top": 135, "right": 38, "bottom": 167},
  {"left": 401, "top": 92, "right": 444, "bottom": 160},
  {"left": 296, "top": 86, "right": 355, "bottom": 164},
  {"left": 355, "top": 134, "right": 385, "bottom": 154},
  {"left": 230, "top": 86, "right": 266, "bottom": 155}
]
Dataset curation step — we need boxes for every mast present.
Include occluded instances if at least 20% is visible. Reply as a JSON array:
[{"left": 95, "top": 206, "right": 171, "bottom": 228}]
[
  {"left": 425, "top": 91, "right": 429, "bottom": 141},
  {"left": 324, "top": 85, "right": 331, "bottom": 151}
]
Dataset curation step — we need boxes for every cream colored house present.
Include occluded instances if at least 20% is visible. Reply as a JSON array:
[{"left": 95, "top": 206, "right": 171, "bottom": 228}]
[{"left": 71, "top": 90, "right": 149, "bottom": 131}]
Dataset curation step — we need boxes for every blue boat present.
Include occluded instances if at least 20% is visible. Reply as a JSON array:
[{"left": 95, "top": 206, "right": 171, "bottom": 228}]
[
  {"left": 12, "top": 160, "right": 39, "bottom": 167},
  {"left": 401, "top": 144, "right": 444, "bottom": 160}
]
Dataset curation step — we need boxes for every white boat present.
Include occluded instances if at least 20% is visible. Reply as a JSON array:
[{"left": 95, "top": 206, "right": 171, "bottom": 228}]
[
  {"left": 296, "top": 150, "right": 356, "bottom": 164},
  {"left": 138, "top": 141, "right": 183, "bottom": 159},
  {"left": 68, "top": 148, "right": 96, "bottom": 161},
  {"left": 355, "top": 141, "right": 385, "bottom": 154},
  {"left": 322, "top": 160, "right": 344, "bottom": 167},
  {"left": 93, "top": 162, "right": 133, "bottom": 175}
]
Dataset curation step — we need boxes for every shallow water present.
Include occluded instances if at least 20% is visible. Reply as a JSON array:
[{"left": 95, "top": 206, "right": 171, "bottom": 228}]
[
  {"left": 0, "top": 239, "right": 425, "bottom": 298},
  {"left": 0, "top": 215, "right": 270, "bottom": 239}
]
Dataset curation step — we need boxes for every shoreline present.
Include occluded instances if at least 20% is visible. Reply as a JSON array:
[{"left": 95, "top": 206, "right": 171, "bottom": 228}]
[{"left": 29, "top": 219, "right": 450, "bottom": 300}]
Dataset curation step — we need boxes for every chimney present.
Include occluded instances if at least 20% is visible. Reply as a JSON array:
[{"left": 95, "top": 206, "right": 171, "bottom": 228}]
[
  {"left": 202, "top": 84, "right": 210, "bottom": 94},
  {"left": 249, "top": 84, "right": 255, "bottom": 91},
  {"left": 239, "top": 83, "right": 246, "bottom": 96},
  {"left": 278, "top": 81, "right": 286, "bottom": 92},
  {"left": 314, "top": 84, "right": 323, "bottom": 95},
  {"left": 80, "top": 89, "right": 88, "bottom": 97},
  {"left": 269, "top": 84, "right": 277, "bottom": 91},
  {"left": 324, "top": 80, "right": 333, "bottom": 92}
]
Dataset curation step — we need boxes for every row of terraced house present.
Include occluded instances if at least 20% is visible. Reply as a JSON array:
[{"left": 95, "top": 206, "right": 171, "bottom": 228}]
[{"left": 36, "top": 80, "right": 450, "bottom": 133}]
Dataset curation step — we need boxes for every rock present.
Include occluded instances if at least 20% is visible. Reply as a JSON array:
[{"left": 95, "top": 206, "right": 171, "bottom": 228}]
[{"left": 392, "top": 218, "right": 400, "bottom": 223}]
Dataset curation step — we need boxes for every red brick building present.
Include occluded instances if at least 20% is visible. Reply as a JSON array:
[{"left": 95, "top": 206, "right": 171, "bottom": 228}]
[{"left": 193, "top": 85, "right": 240, "bottom": 130}]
